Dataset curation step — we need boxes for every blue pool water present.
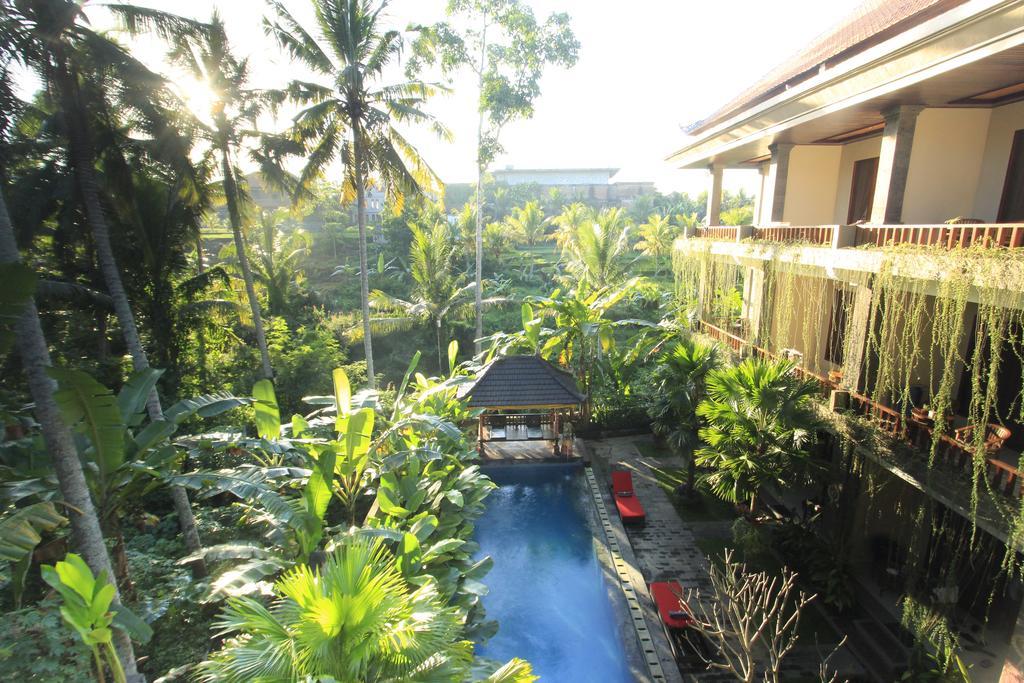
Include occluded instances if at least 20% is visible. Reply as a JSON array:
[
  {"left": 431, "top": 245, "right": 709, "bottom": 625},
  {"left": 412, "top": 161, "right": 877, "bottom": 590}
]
[{"left": 474, "top": 463, "right": 632, "bottom": 681}]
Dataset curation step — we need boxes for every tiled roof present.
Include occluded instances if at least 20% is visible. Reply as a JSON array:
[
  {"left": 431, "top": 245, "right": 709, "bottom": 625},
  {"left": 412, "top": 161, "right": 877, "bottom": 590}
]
[
  {"left": 686, "top": 0, "right": 966, "bottom": 135},
  {"left": 464, "top": 355, "right": 586, "bottom": 408}
]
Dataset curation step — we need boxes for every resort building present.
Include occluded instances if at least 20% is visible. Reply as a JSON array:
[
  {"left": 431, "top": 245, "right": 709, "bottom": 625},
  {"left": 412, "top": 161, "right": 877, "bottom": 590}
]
[
  {"left": 491, "top": 166, "right": 656, "bottom": 205},
  {"left": 669, "top": 0, "right": 1024, "bottom": 679}
]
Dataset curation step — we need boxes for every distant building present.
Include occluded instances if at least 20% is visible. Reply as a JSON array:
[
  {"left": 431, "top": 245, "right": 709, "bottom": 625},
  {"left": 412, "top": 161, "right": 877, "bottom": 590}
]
[{"left": 491, "top": 166, "right": 655, "bottom": 206}]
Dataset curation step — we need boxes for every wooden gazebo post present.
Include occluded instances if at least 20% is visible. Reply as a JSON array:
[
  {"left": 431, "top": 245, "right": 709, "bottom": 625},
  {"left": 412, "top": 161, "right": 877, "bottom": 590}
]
[
  {"left": 552, "top": 409, "right": 561, "bottom": 457},
  {"left": 477, "top": 414, "right": 485, "bottom": 456}
]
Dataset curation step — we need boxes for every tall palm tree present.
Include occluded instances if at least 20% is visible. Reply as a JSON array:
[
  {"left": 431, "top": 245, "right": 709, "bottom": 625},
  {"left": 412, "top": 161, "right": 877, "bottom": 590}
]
[
  {"left": 371, "top": 220, "right": 503, "bottom": 369},
  {"left": 197, "top": 538, "right": 520, "bottom": 681},
  {"left": 562, "top": 207, "right": 631, "bottom": 291},
  {"left": 646, "top": 338, "right": 722, "bottom": 493},
  {"left": 171, "top": 12, "right": 279, "bottom": 380},
  {"left": 696, "top": 358, "right": 824, "bottom": 513},
  {"left": 4, "top": 0, "right": 211, "bottom": 578},
  {"left": 265, "top": 0, "right": 447, "bottom": 389},
  {"left": 635, "top": 213, "right": 677, "bottom": 276},
  {"left": 0, "top": 71, "right": 137, "bottom": 671},
  {"left": 505, "top": 200, "right": 546, "bottom": 246}
]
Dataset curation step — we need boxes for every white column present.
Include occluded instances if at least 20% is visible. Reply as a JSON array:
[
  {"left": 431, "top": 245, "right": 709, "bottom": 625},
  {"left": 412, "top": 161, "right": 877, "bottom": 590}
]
[
  {"left": 705, "top": 164, "right": 724, "bottom": 227},
  {"left": 870, "top": 105, "right": 923, "bottom": 224},
  {"left": 765, "top": 142, "right": 794, "bottom": 224},
  {"left": 753, "top": 162, "right": 770, "bottom": 225}
]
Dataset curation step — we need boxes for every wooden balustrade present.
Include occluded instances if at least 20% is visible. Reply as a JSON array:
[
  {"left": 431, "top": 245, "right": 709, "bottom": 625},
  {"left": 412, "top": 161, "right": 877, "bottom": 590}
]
[
  {"left": 697, "top": 320, "right": 746, "bottom": 352},
  {"left": 856, "top": 223, "right": 1024, "bottom": 249},
  {"left": 754, "top": 225, "right": 835, "bottom": 245},
  {"left": 691, "top": 223, "right": 1024, "bottom": 250},
  {"left": 696, "top": 226, "right": 740, "bottom": 240}
]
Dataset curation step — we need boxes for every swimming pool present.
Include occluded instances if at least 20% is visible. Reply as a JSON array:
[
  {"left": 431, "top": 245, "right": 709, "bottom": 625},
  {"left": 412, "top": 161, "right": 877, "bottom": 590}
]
[{"left": 474, "top": 463, "right": 633, "bottom": 681}]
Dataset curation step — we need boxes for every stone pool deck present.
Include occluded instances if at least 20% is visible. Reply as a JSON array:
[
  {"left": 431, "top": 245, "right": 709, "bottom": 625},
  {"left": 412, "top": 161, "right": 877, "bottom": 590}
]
[{"left": 586, "top": 435, "right": 862, "bottom": 682}]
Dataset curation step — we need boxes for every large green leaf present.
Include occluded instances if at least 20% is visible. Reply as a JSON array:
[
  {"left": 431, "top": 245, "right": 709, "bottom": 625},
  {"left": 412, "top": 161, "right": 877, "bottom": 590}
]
[
  {"left": 111, "top": 603, "right": 153, "bottom": 644},
  {"left": 252, "top": 379, "right": 280, "bottom": 440},
  {"left": 333, "top": 367, "right": 351, "bottom": 432},
  {"left": 116, "top": 368, "right": 163, "bottom": 426},
  {"left": 165, "top": 393, "right": 253, "bottom": 424},
  {"left": 47, "top": 368, "right": 125, "bottom": 478},
  {"left": 0, "top": 502, "right": 65, "bottom": 562}
]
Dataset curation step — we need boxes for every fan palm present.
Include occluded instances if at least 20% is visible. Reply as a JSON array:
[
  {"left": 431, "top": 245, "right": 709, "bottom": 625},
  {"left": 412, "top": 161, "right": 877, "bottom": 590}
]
[
  {"left": 562, "top": 207, "right": 631, "bottom": 291},
  {"left": 265, "top": 0, "right": 447, "bottom": 389},
  {"left": 505, "top": 200, "right": 546, "bottom": 246},
  {"left": 646, "top": 339, "right": 721, "bottom": 493},
  {"left": 371, "top": 221, "right": 504, "bottom": 370},
  {"left": 635, "top": 213, "right": 677, "bottom": 276},
  {"left": 198, "top": 538, "right": 467, "bottom": 682},
  {"left": 695, "top": 358, "right": 824, "bottom": 513}
]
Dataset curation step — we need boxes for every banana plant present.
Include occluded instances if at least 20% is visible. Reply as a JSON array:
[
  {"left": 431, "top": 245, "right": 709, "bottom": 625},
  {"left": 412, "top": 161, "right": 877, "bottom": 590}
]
[
  {"left": 41, "top": 553, "right": 152, "bottom": 683},
  {"left": 174, "top": 368, "right": 376, "bottom": 600},
  {"left": 41, "top": 368, "right": 250, "bottom": 593},
  {"left": 0, "top": 501, "right": 65, "bottom": 607}
]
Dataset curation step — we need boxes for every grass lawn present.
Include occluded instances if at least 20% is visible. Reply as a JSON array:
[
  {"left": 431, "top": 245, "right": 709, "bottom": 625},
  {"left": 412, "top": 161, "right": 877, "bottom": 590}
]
[{"left": 647, "top": 463, "right": 738, "bottom": 523}]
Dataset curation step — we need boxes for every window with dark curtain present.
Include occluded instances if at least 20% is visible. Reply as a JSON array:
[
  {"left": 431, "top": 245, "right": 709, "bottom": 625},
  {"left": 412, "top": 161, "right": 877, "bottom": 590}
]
[
  {"left": 847, "top": 156, "right": 879, "bottom": 224},
  {"left": 998, "top": 129, "right": 1024, "bottom": 221}
]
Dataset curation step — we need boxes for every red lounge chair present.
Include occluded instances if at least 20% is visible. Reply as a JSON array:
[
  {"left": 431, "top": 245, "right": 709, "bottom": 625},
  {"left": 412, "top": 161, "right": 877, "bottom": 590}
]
[
  {"left": 650, "top": 581, "right": 694, "bottom": 630},
  {"left": 650, "top": 581, "right": 709, "bottom": 665},
  {"left": 611, "top": 470, "right": 646, "bottom": 524}
]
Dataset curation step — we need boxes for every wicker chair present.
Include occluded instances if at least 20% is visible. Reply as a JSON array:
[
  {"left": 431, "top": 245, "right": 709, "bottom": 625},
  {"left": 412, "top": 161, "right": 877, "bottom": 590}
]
[{"left": 953, "top": 423, "right": 1012, "bottom": 454}]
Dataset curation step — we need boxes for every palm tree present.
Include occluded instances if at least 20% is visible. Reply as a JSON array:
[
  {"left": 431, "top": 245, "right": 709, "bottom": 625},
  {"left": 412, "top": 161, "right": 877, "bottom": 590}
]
[
  {"left": 506, "top": 200, "right": 546, "bottom": 246},
  {"left": 646, "top": 339, "right": 722, "bottom": 494},
  {"left": 197, "top": 538, "right": 518, "bottom": 682},
  {"left": 562, "top": 207, "right": 631, "bottom": 291},
  {"left": 635, "top": 213, "right": 677, "bottom": 276},
  {"left": 371, "top": 221, "right": 503, "bottom": 369},
  {"left": 696, "top": 358, "right": 824, "bottom": 513},
  {"left": 172, "top": 12, "right": 279, "bottom": 380},
  {"left": 550, "top": 202, "right": 591, "bottom": 251},
  {"left": 0, "top": 73, "right": 137, "bottom": 671},
  {"left": 250, "top": 209, "right": 311, "bottom": 317},
  {"left": 4, "top": 0, "right": 211, "bottom": 579},
  {"left": 266, "top": 0, "right": 447, "bottom": 389}
]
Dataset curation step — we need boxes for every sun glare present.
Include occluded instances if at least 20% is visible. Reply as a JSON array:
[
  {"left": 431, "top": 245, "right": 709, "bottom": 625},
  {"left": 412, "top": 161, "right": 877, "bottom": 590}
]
[{"left": 176, "top": 76, "right": 220, "bottom": 121}]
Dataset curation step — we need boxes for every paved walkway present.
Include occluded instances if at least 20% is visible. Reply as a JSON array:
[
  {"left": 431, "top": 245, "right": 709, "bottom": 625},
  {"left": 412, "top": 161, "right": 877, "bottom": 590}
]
[{"left": 588, "top": 436, "right": 719, "bottom": 590}]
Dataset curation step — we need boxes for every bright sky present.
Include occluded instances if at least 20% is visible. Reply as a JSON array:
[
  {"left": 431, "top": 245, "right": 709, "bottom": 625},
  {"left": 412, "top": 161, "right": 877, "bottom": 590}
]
[{"left": 82, "top": 0, "right": 866, "bottom": 196}]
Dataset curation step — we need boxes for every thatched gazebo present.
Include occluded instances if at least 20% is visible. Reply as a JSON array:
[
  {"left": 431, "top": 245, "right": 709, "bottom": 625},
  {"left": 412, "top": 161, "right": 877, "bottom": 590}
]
[{"left": 461, "top": 355, "right": 585, "bottom": 457}]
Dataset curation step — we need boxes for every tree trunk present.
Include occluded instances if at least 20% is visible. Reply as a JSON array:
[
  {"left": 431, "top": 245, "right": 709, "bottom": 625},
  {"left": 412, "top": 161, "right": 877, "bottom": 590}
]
[
  {"left": 473, "top": 17, "right": 488, "bottom": 357},
  {"left": 103, "top": 514, "right": 134, "bottom": 600},
  {"left": 352, "top": 128, "right": 376, "bottom": 389},
  {"left": 0, "top": 188, "right": 140, "bottom": 679},
  {"left": 195, "top": 236, "right": 207, "bottom": 386},
  {"left": 219, "top": 148, "right": 273, "bottom": 381},
  {"left": 436, "top": 319, "right": 443, "bottom": 373},
  {"left": 59, "top": 66, "right": 206, "bottom": 579}
]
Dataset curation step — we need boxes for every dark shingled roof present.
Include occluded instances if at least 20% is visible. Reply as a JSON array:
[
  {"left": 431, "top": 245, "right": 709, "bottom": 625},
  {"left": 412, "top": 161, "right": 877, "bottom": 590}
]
[
  {"left": 463, "top": 355, "right": 586, "bottom": 409},
  {"left": 686, "top": 0, "right": 966, "bottom": 135}
]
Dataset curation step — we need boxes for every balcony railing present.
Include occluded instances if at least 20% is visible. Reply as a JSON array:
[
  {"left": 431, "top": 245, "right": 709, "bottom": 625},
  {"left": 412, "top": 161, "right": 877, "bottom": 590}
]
[
  {"left": 697, "top": 319, "right": 1023, "bottom": 501},
  {"left": 855, "top": 223, "right": 1024, "bottom": 249},
  {"left": 690, "top": 223, "right": 1024, "bottom": 250}
]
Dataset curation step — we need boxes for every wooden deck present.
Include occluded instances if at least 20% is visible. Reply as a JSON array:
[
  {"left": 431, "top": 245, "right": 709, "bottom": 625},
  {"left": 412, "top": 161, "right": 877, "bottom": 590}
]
[{"left": 477, "top": 439, "right": 581, "bottom": 463}]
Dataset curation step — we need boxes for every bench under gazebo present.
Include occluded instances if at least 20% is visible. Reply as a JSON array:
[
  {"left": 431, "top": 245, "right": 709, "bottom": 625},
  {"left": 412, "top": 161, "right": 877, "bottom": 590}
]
[{"left": 461, "top": 354, "right": 586, "bottom": 459}]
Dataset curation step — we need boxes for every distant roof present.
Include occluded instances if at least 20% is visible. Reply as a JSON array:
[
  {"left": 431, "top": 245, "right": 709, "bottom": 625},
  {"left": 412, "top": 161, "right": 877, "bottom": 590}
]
[
  {"left": 492, "top": 167, "right": 620, "bottom": 175},
  {"left": 463, "top": 355, "right": 586, "bottom": 409},
  {"left": 685, "top": 0, "right": 965, "bottom": 135}
]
